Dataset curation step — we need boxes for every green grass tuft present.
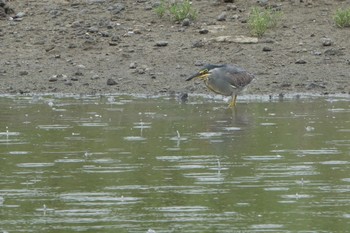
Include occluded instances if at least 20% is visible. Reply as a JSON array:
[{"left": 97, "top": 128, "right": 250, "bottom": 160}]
[
  {"left": 154, "top": 0, "right": 197, "bottom": 22},
  {"left": 154, "top": 0, "right": 166, "bottom": 18},
  {"left": 248, "top": 7, "right": 282, "bottom": 38},
  {"left": 333, "top": 8, "right": 350, "bottom": 28}
]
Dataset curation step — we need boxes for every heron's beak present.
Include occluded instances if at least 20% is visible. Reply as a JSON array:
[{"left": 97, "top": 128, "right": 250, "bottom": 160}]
[
  {"left": 186, "top": 72, "right": 210, "bottom": 81},
  {"left": 186, "top": 72, "right": 200, "bottom": 81}
]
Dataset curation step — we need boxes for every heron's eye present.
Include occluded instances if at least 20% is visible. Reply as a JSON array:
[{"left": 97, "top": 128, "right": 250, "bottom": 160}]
[{"left": 199, "top": 69, "right": 208, "bottom": 74}]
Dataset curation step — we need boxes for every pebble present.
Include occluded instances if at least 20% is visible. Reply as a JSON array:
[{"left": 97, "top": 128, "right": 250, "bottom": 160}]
[
  {"left": 325, "top": 48, "right": 344, "bottom": 56},
  {"left": 295, "top": 59, "right": 307, "bottom": 64},
  {"left": 182, "top": 18, "right": 190, "bottom": 27},
  {"left": 217, "top": 12, "right": 227, "bottom": 21},
  {"left": 15, "top": 12, "right": 25, "bottom": 18},
  {"left": 87, "top": 26, "right": 99, "bottom": 33},
  {"left": 91, "top": 75, "right": 100, "bottom": 80},
  {"left": 108, "top": 3, "right": 125, "bottom": 14},
  {"left": 199, "top": 28, "right": 209, "bottom": 34},
  {"left": 107, "top": 78, "right": 117, "bottom": 85},
  {"left": 227, "top": 4, "right": 237, "bottom": 11},
  {"left": 262, "top": 47, "right": 272, "bottom": 52},
  {"left": 155, "top": 41, "right": 168, "bottom": 47},
  {"left": 129, "top": 62, "right": 137, "bottom": 69},
  {"left": 49, "top": 77, "right": 58, "bottom": 82},
  {"left": 88, "top": 0, "right": 106, "bottom": 3},
  {"left": 192, "top": 40, "right": 204, "bottom": 48},
  {"left": 19, "top": 71, "right": 28, "bottom": 76},
  {"left": 321, "top": 38, "right": 332, "bottom": 46}
]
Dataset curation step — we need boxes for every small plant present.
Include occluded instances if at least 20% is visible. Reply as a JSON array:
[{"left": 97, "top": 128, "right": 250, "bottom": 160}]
[
  {"left": 333, "top": 8, "right": 350, "bottom": 28},
  {"left": 154, "top": 0, "right": 197, "bottom": 22},
  {"left": 154, "top": 0, "right": 166, "bottom": 18},
  {"left": 248, "top": 7, "right": 282, "bottom": 38}
]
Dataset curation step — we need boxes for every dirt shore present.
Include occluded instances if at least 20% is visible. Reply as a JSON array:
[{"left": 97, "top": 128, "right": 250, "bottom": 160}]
[{"left": 0, "top": 0, "right": 349, "bottom": 99}]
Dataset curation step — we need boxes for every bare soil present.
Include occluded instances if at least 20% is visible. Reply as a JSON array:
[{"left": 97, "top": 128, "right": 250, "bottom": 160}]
[{"left": 0, "top": 0, "right": 349, "bottom": 99}]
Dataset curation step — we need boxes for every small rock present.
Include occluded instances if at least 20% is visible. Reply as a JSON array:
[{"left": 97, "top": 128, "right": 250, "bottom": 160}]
[
  {"left": 281, "top": 83, "right": 291, "bottom": 88},
  {"left": 111, "top": 35, "right": 121, "bottom": 42},
  {"left": 192, "top": 40, "right": 204, "bottom": 48},
  {"left": 88, "top": 0, "right": 106, "bottom": 3},
  {"left": 100, "top": 31, "right": 110, "bottom": 37},
  {"left": 312, "top": 51, "right": 322, "bottom": 56},
  {"left": 19, "top": 71, "right": 28, "bottom": 76},
  {"left": 144, "top": 5, "right": 152, "bottom": 11},
  {"left": 71, "top": 77, "right": 79, "bottom": 81},
  {"left": 257, "top": 0, "right": 269, "bottom": 6},
  {"left": 137, "top": 68, "right": 145, "bottom": 74},
  {"left": 182, "top": 18, "right": 190, "bottom": 26},
  {"left": 325, "top": 48, "right": 344, "bottom": 56},
  {"left": 15, "top": 12, "right": 25, "bottom": 18},
  {"left": 107, "top": 78, "right": 117, "bottom": 85},
  {"left": 194, "top": 61, "right": 205, "bottom": 66},
  {"left": 227, "top": 4, "right": 237, "bottom": 11},
  {"left": 295, "top": 59, "right": 307, "bottom": 64},
  {"left": 133, "top": 28, "right": 142, "bottom": 34},
  {"left": 306, "top": 82, "right": 325, "bottom": 90},
  {"left": 109, "top": 41, "right": 118, "bottom": 46},
  {"left": 155, "top": 41, "right": 168, "bottom": 47},
  {"left": 91, "top": 75, "right": 100, "bottom": 80},
  {"left": 262, "top": 46, "right": 272, "bottom": 52},
  {"left": 199, "top": 28, "right": 209, "bottom": 34},
  {"left": 321, "top": 38, "right": 332, "bottom": 46},
  {"left": 45, "top": 45, "right": 55, "bottom": 52},
  {"left": 108, "top": 3, "right": 125, "bottom": 14},
  {"left": 49, "top": 76, "right": 58, "bottom": 82},
  {"left": 71, "top": 21, "right": 82, "bottom": 28},
  {"left": 129, "top": 62, "right": 137, "bottom": 69},
  {"left": 217, "top": 12, "right": 227, "bottom": 21},
  {"left": 87, "top": 26, "right": 99, "bottom": 33},
  {"left": 64, "top": 81, "right": 72, "bottom": 86},
  {"left": 68, "top": 43, "right": 77, "bottom": 49}
]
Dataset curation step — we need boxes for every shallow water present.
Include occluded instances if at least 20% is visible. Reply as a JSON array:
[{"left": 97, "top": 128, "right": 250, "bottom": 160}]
[{"left": 0, "top": 95, "right": 349, "bottom": 232}]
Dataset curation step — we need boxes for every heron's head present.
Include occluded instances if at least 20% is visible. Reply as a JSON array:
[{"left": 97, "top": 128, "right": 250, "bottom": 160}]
[{"left": 186, "top": 64, "right": 224, "bottom": 81}]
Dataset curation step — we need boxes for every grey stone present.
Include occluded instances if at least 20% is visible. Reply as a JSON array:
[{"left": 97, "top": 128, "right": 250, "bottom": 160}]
[
  {"left": 155, "top": 41, "right": 168, "bottom": 47},
  {"left": 182, "top": 18, "right": 190, "bottom": 26},
  {"left": 321, "top": 38, "right": 332, "bottom": 46},
  {"left": 16, "top": 12, "right": 25, "bottom": 18},
  {"left": 199, "top": 28, "right": 209, "bottom": 34},
  {"left": 217, "top": 12, "right": 227, "bottom": 21},
  {"left": 108, "top": 3, "right": 125, "bottom": 14},
  {"left": 295, "top": 59, "right": 307, "bottom": 64},
  {"left": 49, "top": 76, "right": 58, "bottom": 82},
  {"left": 107, "top": 78, "right": 117, "bottom": 85},
  {"left": 19, "top": 71, "right": 28, "bottom": 76},
  {"left": 87, "top": 26, "right": 99, "bottom": 33},
  {"left": 88, "top": 0, "right": 106, "bottom": 4},
  {"left": 129, "top": 62, "right": 137, "bottom": 69},
  {"left": 192, "top": 40, "right": 204, "bottom": 48}
]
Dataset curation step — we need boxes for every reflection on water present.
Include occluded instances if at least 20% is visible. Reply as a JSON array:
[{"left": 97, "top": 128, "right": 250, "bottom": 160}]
[{"left": 0, "top": 95, "right": 349, "bottom": 232}]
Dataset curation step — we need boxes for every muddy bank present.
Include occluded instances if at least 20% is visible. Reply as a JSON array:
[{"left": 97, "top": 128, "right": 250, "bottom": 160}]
[{"left": 0, "top": 0, "right": 349, "bottom": 98}]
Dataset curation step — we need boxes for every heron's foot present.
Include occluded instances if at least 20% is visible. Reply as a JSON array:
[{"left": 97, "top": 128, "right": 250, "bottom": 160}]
[{"left": 228, "top": 95, "right": 237, "bottom": 108}]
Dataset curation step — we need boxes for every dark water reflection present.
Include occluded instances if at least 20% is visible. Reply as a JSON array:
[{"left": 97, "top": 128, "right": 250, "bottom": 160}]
[{"left": 0, "top": 95, "right": 349, "bottom": 232}]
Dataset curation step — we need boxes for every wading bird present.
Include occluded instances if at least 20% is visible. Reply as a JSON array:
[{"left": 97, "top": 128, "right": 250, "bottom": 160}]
[{"left": 186, "top": 64, "right": 254, "bottom": 107}]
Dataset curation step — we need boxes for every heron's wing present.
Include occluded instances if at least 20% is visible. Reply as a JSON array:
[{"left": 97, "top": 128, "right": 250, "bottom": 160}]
[{"left": 223, "top": 67, "right": 254, "bottom": 88}]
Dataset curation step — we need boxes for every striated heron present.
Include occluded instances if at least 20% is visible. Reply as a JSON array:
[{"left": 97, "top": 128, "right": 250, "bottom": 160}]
[{"left": 186, "top": 64, "right": 254, "bottom": 107}]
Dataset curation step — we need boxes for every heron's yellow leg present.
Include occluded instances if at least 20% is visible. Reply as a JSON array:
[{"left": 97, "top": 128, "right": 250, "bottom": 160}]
[{"left": 228, "top": 95, "right": 237, "bottom": 108}]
